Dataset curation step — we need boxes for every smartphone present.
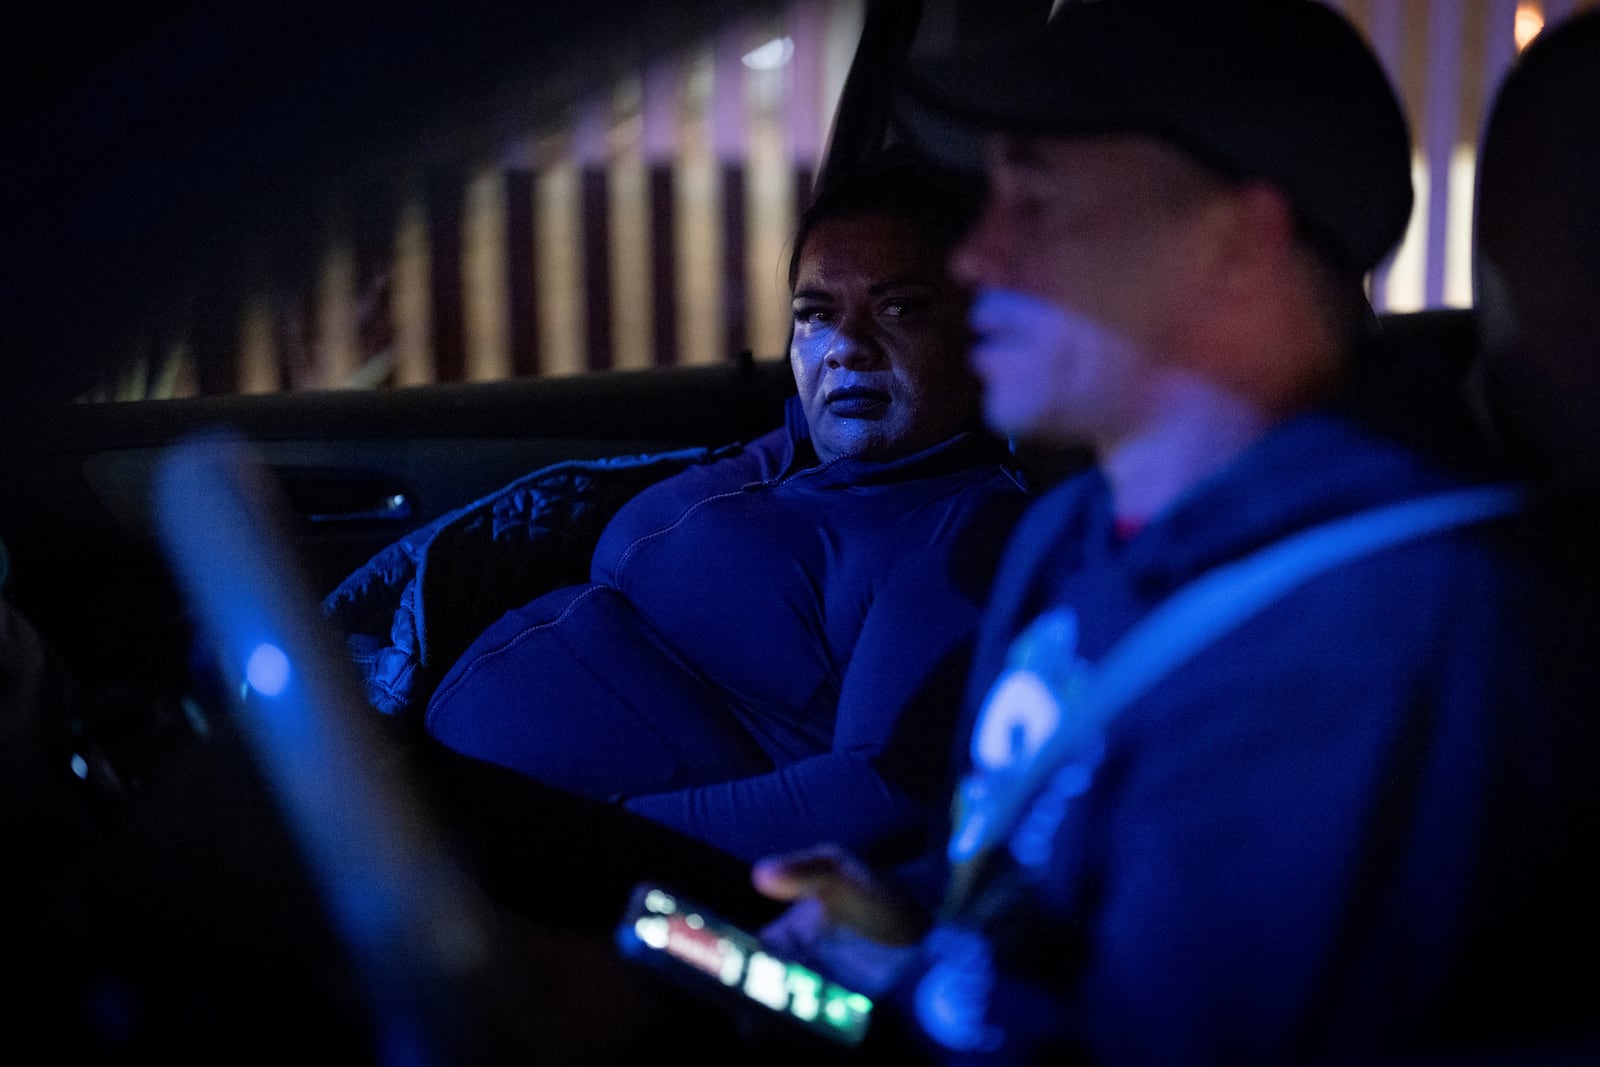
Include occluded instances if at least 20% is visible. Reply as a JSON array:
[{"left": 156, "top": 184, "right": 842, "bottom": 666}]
[{"left": 615, "top": 881, "right": 874, "bottom": 1047}]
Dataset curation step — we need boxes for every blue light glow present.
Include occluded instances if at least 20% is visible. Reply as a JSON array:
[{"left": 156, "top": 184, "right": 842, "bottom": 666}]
[{"left": 245, "top": 642, "right": 292, "bottom": 696}]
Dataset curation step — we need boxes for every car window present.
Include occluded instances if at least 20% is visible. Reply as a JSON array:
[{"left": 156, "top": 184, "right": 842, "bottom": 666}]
[
  {"left": 6, "top": 1, "right": 864, "bottom": 404},
  {"left": 8, "top": 0, "right": 1583, "bottom": 406}
]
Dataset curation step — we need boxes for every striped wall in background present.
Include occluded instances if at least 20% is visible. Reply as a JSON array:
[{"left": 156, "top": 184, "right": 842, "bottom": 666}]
[
  {"left": 307, "top": 0, "right": 862, "bottom": 394},
  {"left": 1330, "top": 0, "right": 1597, "bottom": 312},
  {"left": 98, "top": 0, "right": 1598, "bottom": 400}
]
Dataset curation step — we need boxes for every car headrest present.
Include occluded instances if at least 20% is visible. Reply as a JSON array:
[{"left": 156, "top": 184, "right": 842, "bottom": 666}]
[{"left": 1473, "top": 9, "right": 1600, "bottom": 492}]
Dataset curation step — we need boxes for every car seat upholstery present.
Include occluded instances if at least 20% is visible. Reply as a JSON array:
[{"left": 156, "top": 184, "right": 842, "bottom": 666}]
[
  {"left": 1472, "top": 8, "right": 1600, "bottom": 493},
  {"left": 1474, "top": 27, "right": 1600, "bottom": 1060}
]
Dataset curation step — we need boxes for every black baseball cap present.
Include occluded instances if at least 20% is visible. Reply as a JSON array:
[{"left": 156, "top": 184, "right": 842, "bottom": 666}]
[{"left": 894, "top": 0, "right": 1414, "bottom": 274}]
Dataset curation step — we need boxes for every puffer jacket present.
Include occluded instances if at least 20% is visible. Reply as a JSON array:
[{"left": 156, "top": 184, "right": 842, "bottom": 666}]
[{"left": 321, "top": 444, "right": 737, "bottom": 719}]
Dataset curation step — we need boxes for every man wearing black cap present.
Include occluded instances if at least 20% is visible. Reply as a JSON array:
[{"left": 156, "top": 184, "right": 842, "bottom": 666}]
[{"left": 754, "top": 1, "right": 1599, "bottom": 1062}]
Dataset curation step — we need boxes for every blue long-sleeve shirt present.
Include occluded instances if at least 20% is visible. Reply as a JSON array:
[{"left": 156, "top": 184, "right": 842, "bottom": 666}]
[{"left": 424, "top": 397, "right": 1032, "bottom": 862}]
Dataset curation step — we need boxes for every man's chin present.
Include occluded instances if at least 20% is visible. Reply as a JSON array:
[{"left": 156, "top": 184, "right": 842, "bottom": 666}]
[{"left": 982, "top": 398, "right": 1046, "bottom": 441}]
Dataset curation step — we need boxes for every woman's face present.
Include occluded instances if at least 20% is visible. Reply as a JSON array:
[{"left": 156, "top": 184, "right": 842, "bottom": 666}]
[{"left": 789, "top": 214, "right": 980, "bottom": 464}]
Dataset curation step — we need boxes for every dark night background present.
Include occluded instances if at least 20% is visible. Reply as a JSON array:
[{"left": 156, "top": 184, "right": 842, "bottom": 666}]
[{"left": 0, "top": 1, "right": 763, "bottom": 410}]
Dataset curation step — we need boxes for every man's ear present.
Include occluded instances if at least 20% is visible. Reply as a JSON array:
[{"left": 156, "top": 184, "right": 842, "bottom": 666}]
[{"left": 1220, "top": 181, "right": 1300, "bottom": 288}]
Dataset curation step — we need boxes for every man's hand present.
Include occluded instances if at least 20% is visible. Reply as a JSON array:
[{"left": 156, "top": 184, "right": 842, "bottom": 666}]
[
  {"left": 752, "top": 842, "right": 931, "bottom": 946},
  {"left": 753, "top": 843, "right": 932, "bottom": 996}
]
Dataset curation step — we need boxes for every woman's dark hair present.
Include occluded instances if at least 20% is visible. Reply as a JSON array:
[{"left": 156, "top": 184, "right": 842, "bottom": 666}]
[{"left": 787, "top": 148, "right": 986, "bottom": 289}]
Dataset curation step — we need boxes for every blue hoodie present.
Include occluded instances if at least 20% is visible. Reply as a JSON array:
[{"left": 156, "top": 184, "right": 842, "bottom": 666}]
[{"left": 897, "top": 411, "right": 1600, "bottom": 1064}]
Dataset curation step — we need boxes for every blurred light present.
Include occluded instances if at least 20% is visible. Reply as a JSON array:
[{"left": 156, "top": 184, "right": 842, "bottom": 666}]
[
  {"left": 246, "top": 642, "right": 291, "bottom": 696},
  {"left": 70, "top": 753, "right": 89, "bottom": 779},
  {"left": 1515, "top": 2, "right": 1545, "bottom": 52},
  {"left": 180, "top": 695, "right": 212, "bottom": 740},
  {"left": 742, "top": 36, "right": 794, "bottom": 70},
  {"left": 635, "top": 915, "right": 670, "bottom": 949}
]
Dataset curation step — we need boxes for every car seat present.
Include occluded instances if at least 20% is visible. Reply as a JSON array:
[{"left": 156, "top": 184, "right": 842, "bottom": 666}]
[
  {"left": 1472, "top": 8, "right": 1600, "bottom": 494},
  {"left": 1471, "top": 13, "right": 1600, "bottom": 1063}
]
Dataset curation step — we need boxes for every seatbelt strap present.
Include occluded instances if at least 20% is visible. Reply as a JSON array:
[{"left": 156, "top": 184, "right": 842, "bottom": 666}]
[{"left": 946, "top": 484, "right": 1527, "bottom": 902}]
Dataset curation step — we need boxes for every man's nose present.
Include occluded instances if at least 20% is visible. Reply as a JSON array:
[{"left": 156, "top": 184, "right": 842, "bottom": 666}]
[
  {"left": 950, "top": 206, "right": 1003, "bottom": 290},
  {"left": 824, "top": 310, "right": 884, "bottom": 368}
]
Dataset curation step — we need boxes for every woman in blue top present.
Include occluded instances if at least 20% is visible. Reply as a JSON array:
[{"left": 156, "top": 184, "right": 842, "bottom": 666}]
[{"left": 417, "top": 158, "right": 1034, "bottom": 865}]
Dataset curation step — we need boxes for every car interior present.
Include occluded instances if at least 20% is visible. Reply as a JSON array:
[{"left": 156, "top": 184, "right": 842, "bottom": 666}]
[{"left": 3, "top": 0, "right": 1592, "bottom": 1061}]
